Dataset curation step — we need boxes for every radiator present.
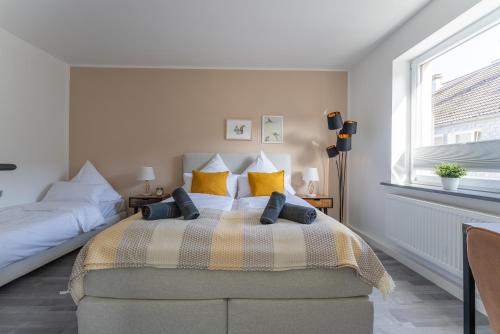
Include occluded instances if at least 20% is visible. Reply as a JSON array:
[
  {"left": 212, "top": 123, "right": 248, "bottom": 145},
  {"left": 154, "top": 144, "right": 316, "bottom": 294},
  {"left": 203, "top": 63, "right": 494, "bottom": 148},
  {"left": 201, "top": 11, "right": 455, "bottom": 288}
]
[{"left": 385, "top": 194, "right": 500, "bottom": 279}]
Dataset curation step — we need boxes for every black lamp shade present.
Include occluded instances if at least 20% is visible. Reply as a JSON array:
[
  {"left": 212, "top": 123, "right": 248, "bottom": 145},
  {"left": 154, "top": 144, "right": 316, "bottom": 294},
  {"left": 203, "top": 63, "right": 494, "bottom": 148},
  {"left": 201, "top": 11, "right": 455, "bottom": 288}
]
[
  {"left": 340, "top": 121, "right": 357, "bottom": 135},
  {"left": 337, "top": 134, "right": 352, "bottom": 151},
  {"left": 326, "top": 145, "right": 339, "bottom": 158},
  {"left": 327, "top": 112, "right": 343, "bottom": 130}
]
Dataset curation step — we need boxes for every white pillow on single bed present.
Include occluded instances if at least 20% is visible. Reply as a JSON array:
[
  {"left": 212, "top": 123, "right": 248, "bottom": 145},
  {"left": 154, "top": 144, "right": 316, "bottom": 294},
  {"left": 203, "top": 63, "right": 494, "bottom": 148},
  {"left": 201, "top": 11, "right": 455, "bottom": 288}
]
[
  {"left": 237, "top": 151, "right": 296, "bottom": 198},
  {"left": 42, "top": 181, "right": 107, "bottom": 205},
  {"left": 72, "top": 161, "right": 122, "bottom": 202},
  {"left": 183, "top": 173, "right": 238, "bottom": 198}
]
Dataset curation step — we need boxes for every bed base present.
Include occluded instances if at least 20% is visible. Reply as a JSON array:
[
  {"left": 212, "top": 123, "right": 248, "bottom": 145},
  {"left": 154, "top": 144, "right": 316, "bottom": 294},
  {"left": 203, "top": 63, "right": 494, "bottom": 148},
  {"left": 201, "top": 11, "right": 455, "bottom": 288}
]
[
  {"left": 78, "top": 296, "right": 373, "bottom": 334},
  {"left": 0, "top": 212, "right": 126, "bottom": 287}
]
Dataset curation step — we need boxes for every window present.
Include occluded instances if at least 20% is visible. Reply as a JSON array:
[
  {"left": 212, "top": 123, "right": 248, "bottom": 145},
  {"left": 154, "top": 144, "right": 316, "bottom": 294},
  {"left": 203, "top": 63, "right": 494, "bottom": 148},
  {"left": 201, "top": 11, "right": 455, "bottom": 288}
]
[{"left": 410, "top": 9, "right": 500, "bottom": 192}]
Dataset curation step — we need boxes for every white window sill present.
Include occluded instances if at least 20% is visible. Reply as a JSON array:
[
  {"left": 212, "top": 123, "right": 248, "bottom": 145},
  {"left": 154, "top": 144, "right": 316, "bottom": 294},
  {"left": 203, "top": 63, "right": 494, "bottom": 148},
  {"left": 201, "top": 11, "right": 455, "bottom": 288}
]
[{"left": 380, "top": 182, "right": 500, "bottom": 203}]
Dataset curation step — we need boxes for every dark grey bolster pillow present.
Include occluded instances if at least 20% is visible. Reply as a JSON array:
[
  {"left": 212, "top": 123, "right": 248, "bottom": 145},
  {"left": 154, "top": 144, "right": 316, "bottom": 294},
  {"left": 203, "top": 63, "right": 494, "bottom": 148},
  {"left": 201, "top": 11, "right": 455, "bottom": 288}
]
[
  {"left": 172, "top": 187, "right": 200, "bottom": 220},
  {"left": 260, "top": 191, "right": 286, "bottom": 225},
  {"left": 279, "top": 203, "right": 317, "bottom": 224},
  {"left": 142, "top": 202, "right": 181, "bottom": 220}
]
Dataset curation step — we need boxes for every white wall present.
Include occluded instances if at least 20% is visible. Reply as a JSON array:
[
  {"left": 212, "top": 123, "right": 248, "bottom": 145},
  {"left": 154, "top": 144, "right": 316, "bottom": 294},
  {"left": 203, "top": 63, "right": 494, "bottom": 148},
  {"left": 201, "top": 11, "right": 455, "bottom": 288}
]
[
  {"left": 347, "top": 0, "right": 500, "bottom": 310},
  {"left": 348, "top": 0, "right": 500, "bottom": 237},
  {"left": 0, "top": 28, "right": 68, "bottom": 208}
]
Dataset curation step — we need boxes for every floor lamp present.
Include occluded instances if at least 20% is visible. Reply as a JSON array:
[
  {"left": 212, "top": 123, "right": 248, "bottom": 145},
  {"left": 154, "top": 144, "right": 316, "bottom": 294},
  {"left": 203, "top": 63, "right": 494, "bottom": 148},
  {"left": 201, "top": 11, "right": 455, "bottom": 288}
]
[{"left": 326, "top": 112, "right": 357, "bottom": 223}]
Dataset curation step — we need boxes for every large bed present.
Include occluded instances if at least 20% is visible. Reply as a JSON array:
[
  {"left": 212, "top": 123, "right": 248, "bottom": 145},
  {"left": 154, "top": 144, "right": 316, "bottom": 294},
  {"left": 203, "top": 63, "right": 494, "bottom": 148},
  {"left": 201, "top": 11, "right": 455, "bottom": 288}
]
[{"left": 71, "top": 153, "right": 392, "bottom": 334}]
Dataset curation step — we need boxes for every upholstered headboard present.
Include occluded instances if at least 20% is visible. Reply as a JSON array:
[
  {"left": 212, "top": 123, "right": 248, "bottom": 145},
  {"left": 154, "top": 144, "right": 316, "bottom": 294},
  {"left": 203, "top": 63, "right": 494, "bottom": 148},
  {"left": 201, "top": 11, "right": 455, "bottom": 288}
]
[{"left": 183, "top": 153, "right": 291, "bottom": 174}]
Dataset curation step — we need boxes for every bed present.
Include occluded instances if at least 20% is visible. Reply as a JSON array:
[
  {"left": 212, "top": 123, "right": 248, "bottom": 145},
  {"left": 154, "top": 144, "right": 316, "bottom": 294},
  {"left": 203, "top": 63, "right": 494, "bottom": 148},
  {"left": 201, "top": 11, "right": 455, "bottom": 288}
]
[
  {"left": 71, "top": 153, "right": 393, "bottom": 334},
  {"left": 0, "top": 200, "right": 126, "bottom": 287}
]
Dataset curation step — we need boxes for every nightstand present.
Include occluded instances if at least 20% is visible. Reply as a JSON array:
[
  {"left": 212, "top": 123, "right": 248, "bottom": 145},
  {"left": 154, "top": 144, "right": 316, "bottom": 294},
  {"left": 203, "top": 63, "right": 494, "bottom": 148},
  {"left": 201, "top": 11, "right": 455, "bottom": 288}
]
[
  {"left": 299, "top": 194, "right": 333, "bottom": 214},
  {"left": 129, "top": 194, "right": 170, "bottom": 214}
]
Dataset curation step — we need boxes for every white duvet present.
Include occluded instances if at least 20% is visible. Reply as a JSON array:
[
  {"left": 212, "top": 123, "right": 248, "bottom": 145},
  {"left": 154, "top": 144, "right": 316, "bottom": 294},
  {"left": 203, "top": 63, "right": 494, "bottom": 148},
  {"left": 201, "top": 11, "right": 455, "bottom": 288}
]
[
  {"left": 164, "top": 193, "right": 313, "bottom": 212},
  {"left": 0, "top": 201, "right": 104, "bottom": 269},
  {"left": 234, "top": 194, "right": 313, "bottom": 210},
  {"left": 163, "top": 193, "right": 235, "bottom": 212}
]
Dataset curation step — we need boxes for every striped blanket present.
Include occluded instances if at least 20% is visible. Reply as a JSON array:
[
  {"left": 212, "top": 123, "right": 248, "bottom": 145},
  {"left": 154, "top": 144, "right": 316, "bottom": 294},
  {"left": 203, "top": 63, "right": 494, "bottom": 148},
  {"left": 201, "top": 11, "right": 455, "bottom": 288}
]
[{"left": 69, "top": 209, "right": 394, "bottom": 303}]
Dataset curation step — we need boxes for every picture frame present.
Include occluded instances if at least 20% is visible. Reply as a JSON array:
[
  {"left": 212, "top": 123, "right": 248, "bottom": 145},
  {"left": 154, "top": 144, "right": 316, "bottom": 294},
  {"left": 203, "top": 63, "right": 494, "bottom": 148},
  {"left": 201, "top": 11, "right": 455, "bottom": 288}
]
[
  {"left": 226, "top": 119, "right": 252, "bottom": 140},
  {"left": 262, "top": 115, "right": 284, "bottom": 144}
]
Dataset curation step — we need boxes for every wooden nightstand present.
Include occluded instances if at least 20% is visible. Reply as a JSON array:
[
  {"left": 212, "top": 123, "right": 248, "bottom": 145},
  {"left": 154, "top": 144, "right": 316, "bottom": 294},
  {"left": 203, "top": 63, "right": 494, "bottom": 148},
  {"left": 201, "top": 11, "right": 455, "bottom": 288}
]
[
  {"left": 129, "top": 194, "right": 170, "bottom": 214},
  {"left": 299, "top": 194, "right": 333, "bottom": 214}
]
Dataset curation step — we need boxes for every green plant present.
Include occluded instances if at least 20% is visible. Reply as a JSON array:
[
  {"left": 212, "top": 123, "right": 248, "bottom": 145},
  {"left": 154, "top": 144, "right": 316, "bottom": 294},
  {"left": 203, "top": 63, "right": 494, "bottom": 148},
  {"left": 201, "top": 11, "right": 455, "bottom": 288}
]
[{"left": 435, "top": 163, "right": 467, "bottom": 178}]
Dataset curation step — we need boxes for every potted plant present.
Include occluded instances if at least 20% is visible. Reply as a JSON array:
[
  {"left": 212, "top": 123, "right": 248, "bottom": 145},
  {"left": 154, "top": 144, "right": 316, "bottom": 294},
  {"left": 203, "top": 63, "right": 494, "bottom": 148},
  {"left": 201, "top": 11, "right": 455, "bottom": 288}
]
[{"left": 435, "top": 163, "right": 467, "bottom": 191}]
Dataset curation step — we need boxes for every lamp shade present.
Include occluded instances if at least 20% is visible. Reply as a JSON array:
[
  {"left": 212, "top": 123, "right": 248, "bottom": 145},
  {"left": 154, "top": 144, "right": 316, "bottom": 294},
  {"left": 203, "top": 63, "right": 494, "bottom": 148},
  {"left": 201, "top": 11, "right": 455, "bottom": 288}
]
[
  {"left": 340, "top": 121, "right": 357, "bottom": 135},
  {"left": 137, "top": 166, "right": 155, "bottom": 181},
  {"left": 303, "top": 168, "right": 319, "bottom": 182},
  {"left": 326, "top": 145, "right": 339, "bottom": 158},
  {"left": 327, "top": 112, "right": 343, "bottom": 130},
  {"left": 337, "top": 134, "right": 352, "bottom": 151}
]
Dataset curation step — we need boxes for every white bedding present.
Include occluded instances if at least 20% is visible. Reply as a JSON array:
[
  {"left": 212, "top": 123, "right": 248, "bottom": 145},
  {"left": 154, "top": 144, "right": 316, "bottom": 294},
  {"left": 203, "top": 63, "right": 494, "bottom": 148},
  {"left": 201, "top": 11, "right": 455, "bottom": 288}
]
[
  {"left": 164, "top": 193, "right": 313, "bottom": 212},
  {"left": 164, "top": 193, "right": 234, "bottom": 212},
  {"left": 0, "top": 201, "right": 105, "bottom": 269},
  {"left": 234, "top": 194, "right": 313, "bottom": 210},
  {"left": 99, "top": 199, "right": 125, "bottom": 218}
]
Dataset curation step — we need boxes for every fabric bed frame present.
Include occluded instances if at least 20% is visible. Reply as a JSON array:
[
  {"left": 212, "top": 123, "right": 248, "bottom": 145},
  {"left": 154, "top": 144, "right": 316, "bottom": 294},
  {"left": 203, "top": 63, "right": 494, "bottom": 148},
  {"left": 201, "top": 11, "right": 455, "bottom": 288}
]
[
  {"left": 0, "top": 211, "right": 126, "bottom": 287},
  {"left": 76, "top": 153, "right": 375, "bottom": 334}
]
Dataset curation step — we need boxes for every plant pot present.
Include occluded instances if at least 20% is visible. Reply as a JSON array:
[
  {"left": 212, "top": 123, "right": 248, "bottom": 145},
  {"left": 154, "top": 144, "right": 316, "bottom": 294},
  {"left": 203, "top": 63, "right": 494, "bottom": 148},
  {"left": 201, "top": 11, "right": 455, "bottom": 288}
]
[{"left": 440, "top": 177, "right": 460, "bottom": 191}]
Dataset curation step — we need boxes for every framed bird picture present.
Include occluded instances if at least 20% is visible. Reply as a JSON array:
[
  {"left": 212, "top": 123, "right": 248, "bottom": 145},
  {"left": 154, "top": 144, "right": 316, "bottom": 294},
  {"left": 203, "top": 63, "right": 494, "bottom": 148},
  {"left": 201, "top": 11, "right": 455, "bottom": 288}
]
[
  {"left": 262, "top": 115, "right": 283, "bottom": 144},
  {"left": 226, "top": 119, "right": 252, "bottom": 140}
]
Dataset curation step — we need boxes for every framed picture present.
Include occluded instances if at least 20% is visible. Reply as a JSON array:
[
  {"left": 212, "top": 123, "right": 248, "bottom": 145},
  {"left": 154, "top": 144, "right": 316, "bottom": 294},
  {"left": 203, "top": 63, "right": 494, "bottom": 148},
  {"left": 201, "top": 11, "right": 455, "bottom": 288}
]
[
  {"left": 262, "top": 115, "right": 283, "bottom": 144},
  {"left": 226, "top": 119, "right": 252, "bottom": 140}
]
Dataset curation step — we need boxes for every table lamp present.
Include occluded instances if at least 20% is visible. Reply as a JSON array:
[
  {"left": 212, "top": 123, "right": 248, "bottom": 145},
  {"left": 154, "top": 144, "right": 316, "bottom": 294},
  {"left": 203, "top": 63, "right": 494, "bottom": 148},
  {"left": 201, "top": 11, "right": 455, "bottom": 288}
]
[
  {"left": 137, "top": 166, "right": 155, "bottom": 195},
  {"left": 303, "top": 167, "right": 319, "bottom": 197}
]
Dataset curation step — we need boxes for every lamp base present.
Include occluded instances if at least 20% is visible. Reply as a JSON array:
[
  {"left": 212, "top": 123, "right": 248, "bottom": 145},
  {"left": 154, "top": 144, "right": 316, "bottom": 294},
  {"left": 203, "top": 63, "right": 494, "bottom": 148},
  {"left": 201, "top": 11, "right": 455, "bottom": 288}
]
[
  {"left": 306, "top": 181, "right": 317, "bottom": 198},
  {"left": 142, "top": 180, "right": 151, "bottom": 196}
]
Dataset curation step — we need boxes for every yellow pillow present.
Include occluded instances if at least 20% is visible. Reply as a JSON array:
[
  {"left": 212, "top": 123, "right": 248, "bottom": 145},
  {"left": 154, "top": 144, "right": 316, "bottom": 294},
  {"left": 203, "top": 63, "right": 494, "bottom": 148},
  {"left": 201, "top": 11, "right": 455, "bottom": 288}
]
[
  {"left": 247, "top": 170, "right": 285, "bottom": 196},
  {"left": 191, "top": 170, "right": 229, "bottom": 196}
]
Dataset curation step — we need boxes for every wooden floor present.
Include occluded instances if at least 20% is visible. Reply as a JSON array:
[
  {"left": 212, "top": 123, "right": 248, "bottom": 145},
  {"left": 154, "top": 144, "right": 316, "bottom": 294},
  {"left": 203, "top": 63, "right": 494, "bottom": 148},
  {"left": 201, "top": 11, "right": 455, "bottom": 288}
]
[{"left": 0, "top": 249, "right": 494, "bottom": 334}]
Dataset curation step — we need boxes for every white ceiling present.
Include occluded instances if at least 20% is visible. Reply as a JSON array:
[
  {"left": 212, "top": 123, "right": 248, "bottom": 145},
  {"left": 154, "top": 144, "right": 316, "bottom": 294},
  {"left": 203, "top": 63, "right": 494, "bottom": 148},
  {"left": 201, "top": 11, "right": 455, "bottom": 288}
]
[{"left": 0, "top": 0, "right": 430, "bottom": 69}]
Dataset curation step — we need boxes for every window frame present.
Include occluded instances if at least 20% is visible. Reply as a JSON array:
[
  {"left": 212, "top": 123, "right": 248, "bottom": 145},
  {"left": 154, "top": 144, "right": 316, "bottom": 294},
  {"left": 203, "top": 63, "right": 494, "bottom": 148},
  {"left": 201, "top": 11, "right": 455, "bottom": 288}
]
[{"left": 409, "top": 8, "right": 500, "bottom": 192}]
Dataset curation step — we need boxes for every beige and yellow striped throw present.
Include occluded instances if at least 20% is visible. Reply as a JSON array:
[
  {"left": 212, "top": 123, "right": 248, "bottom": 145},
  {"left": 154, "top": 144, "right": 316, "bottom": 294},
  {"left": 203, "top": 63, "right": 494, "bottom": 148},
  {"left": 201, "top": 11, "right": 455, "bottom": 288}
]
[{"left": 69, "top": 209, "right": 394, "bottom": 303}]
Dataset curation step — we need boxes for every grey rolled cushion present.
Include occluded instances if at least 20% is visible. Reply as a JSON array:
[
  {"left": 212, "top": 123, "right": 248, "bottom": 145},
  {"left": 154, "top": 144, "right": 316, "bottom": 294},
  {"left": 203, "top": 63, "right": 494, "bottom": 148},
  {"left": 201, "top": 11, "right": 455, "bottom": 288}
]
[
  {"left": 84, "top": 267, "right": 372, "bottom": 300},
  {"left": 260, "top": 191, "right": 286, "bottom": 224},
  {"left": 142, "top": 202, "right": 181, "bottom": 220}
]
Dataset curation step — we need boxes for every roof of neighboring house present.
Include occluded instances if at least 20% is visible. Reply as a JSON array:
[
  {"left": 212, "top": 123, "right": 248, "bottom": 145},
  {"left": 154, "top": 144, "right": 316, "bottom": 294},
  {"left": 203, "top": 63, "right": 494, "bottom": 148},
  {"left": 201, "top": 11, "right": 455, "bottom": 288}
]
[{"left": 433, "top": 61, "right": 500, "bottom": 126}]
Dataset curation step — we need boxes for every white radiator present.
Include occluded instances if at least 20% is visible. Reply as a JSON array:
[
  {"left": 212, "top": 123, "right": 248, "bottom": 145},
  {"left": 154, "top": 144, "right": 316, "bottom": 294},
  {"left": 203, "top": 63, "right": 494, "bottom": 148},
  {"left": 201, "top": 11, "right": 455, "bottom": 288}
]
[{"left": 385, "top": 194, "right": 500, "bottom": 279}]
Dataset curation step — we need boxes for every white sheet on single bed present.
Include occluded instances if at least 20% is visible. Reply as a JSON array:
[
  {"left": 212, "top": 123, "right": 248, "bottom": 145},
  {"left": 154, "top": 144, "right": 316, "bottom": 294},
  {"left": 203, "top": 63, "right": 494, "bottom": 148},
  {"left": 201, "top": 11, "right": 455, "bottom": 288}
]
[
  {"left": 99, "top": 199, "right": 125, "bottom": 218},
  {"left": 0, "top": 201, "right": 105, "bottom": 269},
  {"left": 163, "top": 193, "right": 234, "bottom": 212}
]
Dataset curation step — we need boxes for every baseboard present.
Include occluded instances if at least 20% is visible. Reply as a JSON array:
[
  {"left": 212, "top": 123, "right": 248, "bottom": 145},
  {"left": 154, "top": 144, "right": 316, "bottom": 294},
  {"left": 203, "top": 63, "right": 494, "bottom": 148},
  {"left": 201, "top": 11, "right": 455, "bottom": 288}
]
[{"left": 347, "top": 223, "right": 487, "bottom": 316}]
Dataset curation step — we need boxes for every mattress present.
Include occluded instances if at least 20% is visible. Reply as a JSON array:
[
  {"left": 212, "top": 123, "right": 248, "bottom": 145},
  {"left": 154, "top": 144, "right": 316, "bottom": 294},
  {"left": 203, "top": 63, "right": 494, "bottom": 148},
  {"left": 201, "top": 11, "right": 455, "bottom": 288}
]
[
  {"left": 0, "top": 201, "right": 125, "bottom": 269},
  {"left": 84, "top": 267, "right": 372, "bottom": 300}
]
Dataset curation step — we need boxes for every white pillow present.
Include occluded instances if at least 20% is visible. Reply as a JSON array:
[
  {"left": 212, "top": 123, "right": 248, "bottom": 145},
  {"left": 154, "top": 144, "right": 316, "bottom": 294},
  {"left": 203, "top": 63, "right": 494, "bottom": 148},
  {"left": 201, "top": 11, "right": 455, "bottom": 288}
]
[
  {"left": 72, "top": 161, "right": 122, "bottom": 202},
  {"left": 241, "top": 151, "right": 276, "bottom": 175},
  {"left": 237, "top": 152, "right": 296, "bottom": 198},
  {"left": 201, "top": 154, "right": 231, "bottom": 173},
  {"left": 43, "top": 182, "right": 106, "bottom": 205},
  {"left": 182, "top": 172, "right": 238, "bottom": 198}
]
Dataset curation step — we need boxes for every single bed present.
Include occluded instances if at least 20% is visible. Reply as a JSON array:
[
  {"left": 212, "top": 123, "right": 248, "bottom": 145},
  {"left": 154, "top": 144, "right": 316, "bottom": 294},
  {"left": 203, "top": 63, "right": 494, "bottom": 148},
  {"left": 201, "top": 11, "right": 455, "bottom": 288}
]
[
  {"left": 0, "top": 200, "right": 126, "bottom": 287},
  {"left": 72, "top": 153, "right": 392, "bottom": 334}
]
